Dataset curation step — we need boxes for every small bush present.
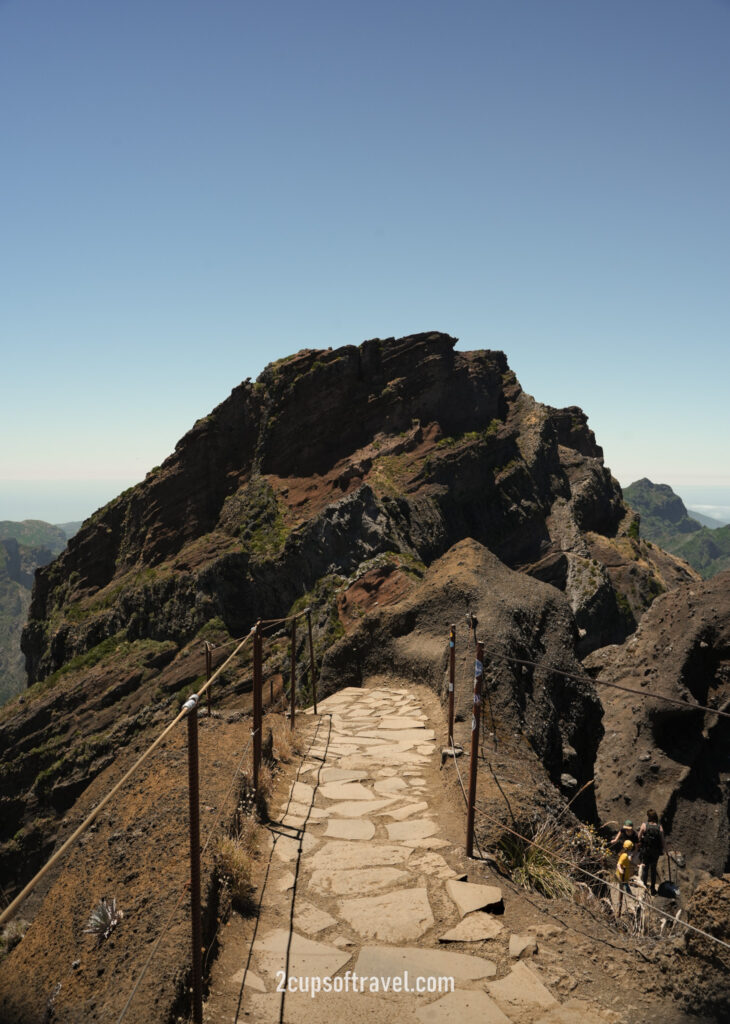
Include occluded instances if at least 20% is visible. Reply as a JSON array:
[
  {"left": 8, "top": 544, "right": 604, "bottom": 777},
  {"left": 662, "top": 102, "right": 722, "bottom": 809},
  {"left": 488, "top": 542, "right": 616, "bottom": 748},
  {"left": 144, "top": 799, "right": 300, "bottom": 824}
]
[{"left": 1, "top": 918, "right": 29, "bottom": 955}]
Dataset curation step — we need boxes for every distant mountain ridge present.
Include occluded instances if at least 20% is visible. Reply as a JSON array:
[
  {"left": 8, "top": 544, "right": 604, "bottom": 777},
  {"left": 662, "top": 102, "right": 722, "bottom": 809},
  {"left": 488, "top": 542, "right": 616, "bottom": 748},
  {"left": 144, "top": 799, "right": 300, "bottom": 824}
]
[
  {"left": 624, "top": 478, "right": 730, "bottom": 578},
  {"left": 688, "top": 507, "right": 730, "bottom": 529},
  {"left": 0, "top": 520, "right": 78, "bottom": 704}
]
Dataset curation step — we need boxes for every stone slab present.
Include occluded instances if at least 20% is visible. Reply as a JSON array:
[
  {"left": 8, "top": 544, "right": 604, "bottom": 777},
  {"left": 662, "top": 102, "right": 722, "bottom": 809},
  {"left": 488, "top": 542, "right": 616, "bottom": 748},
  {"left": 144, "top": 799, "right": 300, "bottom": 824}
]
[
  {"left": 227, "top": 967, "right": 267, "bottom": 992},
  {"left": 254, "top": 928, "right": 351, "bottom": 980},
  {"left": 308, "top": 841, "right": 411, "bottom": 871},
  {"left": 289, "top": 781, "right": 315, "bottom": 804},
  {"left": 446, "top": 879, "right": 503, "bottom": 917},
  {"left": 320, "top": 768, "right": 370, "bottom": 783},
  {"left": 416, "top": 990, "right": 510, "bottom": 1024},
  {"left": 379, "top": 717, "right": 427, "bottom": 730},
  {"left": 327, "top": 798, "right": 398, "bottom": 817},
  {"left": 439, "top": 913, "right": 504, "bottom": 942},
  {"left": 323, "top": 818, "right": 375, "bottom": 840},
  {"left": 292, "top": 900, "right": 338, "bottom": 935},
  {"left": 279, "top": 801, "right": 328, "bottom": 820},
  {"left": 277, "top": 871, "right": 295, "bottom": 892},
  {"left": 273, "top": 833, "right": 318, "bottom": 862},
  {"left": 487, "top": 962, "right": 558, "bottom": 1015},
  {"left": 409, "top": 852, "right": 457, "bottom": 879},
  {"left": 318, "top": 781, "right": 376, "bottom": 801},
  {"left": 355, "top": 944, "right": 497, "bottom": 983},
  {"left": 403, "top": 837, "right": 452, "bottom": 850},
  {"left": 374, "top": 777, "right": 409, "bottom": 794},
  {"left": 510, "top": 933, "right": 538, "bottom": 959},
  {"left": 357, "top": 729, "right": 436, "bottom": 743},
  {"left": 386, "top": 819, "right": 438, "bottom": 841},
  {"left": 246, "top": 992, "right": 422, "bottom": 1022},
  {"left": 309, "top": 866, "right": 409, "bottom": 896},
  {"left": 382, "top": 801, "right": 430, "bottom": 821},
  {"left": 339, "top": 887, "right": 434, "bottom": 942}
]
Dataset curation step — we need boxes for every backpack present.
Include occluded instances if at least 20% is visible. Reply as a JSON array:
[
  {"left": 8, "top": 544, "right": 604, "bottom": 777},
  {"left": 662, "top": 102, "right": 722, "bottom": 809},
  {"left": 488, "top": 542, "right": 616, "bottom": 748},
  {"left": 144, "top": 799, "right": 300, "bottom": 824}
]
[{"left": 642, "top": 822, "right": 662, "bottom": 858}]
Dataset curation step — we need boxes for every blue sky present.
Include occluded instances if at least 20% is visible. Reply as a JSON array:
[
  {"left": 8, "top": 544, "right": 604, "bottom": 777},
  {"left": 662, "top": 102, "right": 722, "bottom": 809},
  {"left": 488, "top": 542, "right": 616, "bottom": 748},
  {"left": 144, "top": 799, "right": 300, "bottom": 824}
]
[{"left": 1, "top": 0, "right": 728, "bottom": 522}]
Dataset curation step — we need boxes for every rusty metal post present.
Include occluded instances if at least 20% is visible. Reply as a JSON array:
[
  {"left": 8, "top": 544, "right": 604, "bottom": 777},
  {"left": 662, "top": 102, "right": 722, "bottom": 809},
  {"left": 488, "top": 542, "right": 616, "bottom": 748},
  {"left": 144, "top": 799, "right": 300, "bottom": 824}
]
[
  {"left": 306, "top": 609, "right": 317, "bottom": 714},
  {"left": 448, "top": 624, "right": 456, "bottom": 745},
  {"left": 253, "top": 622, "right": 262, "bottom": 791},
  {"left": 466, "top": 641, "right": 484, "bottom": 859},
  {"left": 286, "top": 614, "right": 294, "bottom": 729},
  {"left": 205, "top": 643, "right": 212, "bottom": 717},
  {"left": 184, "top": 695, "right": 203, "bottom": 1024}
]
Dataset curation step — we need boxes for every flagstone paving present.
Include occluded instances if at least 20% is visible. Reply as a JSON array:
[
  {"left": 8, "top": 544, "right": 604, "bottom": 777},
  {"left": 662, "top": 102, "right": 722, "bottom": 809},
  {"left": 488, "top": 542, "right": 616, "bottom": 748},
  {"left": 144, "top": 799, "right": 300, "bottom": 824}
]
[{"left": 203, "top": 683, "right": 622, "bottom": 1024}]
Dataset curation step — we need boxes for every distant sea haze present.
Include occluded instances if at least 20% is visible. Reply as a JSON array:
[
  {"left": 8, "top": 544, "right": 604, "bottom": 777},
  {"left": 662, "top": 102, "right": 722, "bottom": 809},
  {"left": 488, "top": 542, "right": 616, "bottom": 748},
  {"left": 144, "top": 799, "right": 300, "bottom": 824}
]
[
  {"left": 675, "top": 485, "right": 730, "bottom": 525},
  {"left": 2, "top": 479, "right": 730, "bottom": 529},
  {"left": 0, "top": 479, "right": 136, "bottom": 524}
]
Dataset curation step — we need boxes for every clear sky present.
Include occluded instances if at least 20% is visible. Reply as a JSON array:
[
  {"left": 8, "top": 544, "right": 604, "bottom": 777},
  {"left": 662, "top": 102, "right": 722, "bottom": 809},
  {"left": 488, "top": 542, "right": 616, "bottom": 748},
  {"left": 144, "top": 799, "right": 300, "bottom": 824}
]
[{"left": 2, "top": 0, "right": 729, "bottom": 523}]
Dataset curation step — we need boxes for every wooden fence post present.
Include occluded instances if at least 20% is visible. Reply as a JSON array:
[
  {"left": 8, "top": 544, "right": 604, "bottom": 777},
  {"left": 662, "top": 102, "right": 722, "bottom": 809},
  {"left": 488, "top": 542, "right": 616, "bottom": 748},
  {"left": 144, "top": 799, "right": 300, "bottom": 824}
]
[
  {"left": 252, "top": 622, "right": 262, "bottom": 791},
  {"left": 466, "top": 641, "right": 484, "bottom": 859}
]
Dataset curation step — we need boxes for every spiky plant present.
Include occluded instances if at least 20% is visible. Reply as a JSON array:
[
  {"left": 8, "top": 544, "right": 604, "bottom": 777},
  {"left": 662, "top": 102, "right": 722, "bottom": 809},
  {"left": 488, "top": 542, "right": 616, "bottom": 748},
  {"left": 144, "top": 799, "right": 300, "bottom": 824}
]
[{"left": 84, "top": 897, "right": 123, "bottom": 943}]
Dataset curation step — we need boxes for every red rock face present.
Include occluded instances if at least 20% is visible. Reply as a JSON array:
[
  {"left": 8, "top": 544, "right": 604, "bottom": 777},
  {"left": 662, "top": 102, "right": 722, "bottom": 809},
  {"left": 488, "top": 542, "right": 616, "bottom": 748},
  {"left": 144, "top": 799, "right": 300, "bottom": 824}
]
[{"left": 337, "top": 563, "right": 416, "bottom": 633}]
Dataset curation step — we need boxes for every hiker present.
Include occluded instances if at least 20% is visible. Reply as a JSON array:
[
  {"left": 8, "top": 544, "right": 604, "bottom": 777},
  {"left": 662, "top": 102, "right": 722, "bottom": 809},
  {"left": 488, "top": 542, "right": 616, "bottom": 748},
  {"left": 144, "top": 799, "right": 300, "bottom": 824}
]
[
  {"left": 637, "top": 809, "right": 666, "bottom": 895},
  {"left": 615, "top": 839, "right": 634, "bottom": 916},
  {"left": 610, "top": 820, "right": 639, "bottom": 856}
]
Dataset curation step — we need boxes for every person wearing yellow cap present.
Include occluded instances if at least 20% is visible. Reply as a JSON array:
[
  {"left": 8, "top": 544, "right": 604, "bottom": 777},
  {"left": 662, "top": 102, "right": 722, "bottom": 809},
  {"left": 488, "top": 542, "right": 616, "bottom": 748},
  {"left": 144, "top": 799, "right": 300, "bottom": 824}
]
[{"left": 615, "top": 839, "right": 635, "bottom": 916}]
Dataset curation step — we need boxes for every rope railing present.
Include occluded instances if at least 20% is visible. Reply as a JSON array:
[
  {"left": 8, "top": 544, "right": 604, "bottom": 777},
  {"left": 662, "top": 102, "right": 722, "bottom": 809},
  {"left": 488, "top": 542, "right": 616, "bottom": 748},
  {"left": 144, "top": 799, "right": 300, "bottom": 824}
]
[
  {"left": 0, "top": 631, "right": 252, "bottom": 930},
  {"left": 2, "top": 603, "right": 322, "bottom": 1024}
]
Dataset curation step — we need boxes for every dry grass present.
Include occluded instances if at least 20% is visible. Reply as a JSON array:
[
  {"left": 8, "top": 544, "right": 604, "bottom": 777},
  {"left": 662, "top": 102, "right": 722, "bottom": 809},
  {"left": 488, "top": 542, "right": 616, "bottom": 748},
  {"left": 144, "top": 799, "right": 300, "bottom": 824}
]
[
  {"left": 217, "top": 827, "right": 258, "bottom": 913},
  {"left": 236, "top": 811, "right": 261, "bottom": 858},
  {"left": 497, "top": 817, "right": 575, "bottom": 899},
  {"left": 257, "top": 762, "right": 274, "bottom": 802},
  {"left": 496, "top": 815, "right": 614, "bottom": 903},
  {"left": 268, "top": 715, "right": 305, "bottom": 763}
]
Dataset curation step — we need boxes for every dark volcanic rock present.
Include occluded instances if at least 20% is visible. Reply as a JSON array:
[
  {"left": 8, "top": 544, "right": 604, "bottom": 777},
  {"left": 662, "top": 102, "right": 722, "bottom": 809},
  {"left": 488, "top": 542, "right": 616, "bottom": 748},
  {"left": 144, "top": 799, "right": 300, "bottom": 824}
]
[
  {"left": 588, "top": 571, "right": 730, "bottom": 877},
  {"left": 659, "top": 874, "right": 730, "bottom": 1017}
]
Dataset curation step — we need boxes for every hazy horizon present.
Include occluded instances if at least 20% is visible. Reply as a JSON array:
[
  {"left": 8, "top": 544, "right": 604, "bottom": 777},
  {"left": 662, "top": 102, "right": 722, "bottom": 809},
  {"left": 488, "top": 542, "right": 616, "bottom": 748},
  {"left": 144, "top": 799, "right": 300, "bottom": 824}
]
[{"left": 2, "top": 477, "right": 729, "bottom": 531}]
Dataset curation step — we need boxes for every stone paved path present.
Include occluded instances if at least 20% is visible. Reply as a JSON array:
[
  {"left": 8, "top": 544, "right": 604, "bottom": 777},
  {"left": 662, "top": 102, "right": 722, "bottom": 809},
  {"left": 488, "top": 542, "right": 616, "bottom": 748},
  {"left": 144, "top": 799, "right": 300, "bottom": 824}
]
[{"left": 205, "top": 683, "right": 619, "bottom": 1024}]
